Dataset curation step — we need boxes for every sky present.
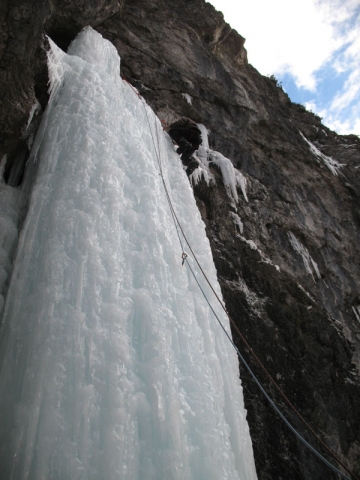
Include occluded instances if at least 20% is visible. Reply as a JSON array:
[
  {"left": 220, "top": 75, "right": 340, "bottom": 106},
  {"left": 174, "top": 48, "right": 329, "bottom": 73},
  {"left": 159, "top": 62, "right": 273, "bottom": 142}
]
[{"left": 208, "top": 0, "right": 360, "bottom": 136}]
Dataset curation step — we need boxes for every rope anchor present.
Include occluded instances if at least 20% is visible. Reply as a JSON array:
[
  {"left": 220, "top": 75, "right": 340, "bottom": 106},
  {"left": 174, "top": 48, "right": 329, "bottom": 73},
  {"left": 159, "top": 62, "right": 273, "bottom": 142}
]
[{"left": 181, "top": 252, "right": 188, "bottom": 266}]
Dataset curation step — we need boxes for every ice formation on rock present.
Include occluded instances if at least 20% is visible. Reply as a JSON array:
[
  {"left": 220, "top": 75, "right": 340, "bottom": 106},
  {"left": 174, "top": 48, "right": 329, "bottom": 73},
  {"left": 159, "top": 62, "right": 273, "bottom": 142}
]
[{"left": 0, "top": 27, "right": 257, "bottom": 480}]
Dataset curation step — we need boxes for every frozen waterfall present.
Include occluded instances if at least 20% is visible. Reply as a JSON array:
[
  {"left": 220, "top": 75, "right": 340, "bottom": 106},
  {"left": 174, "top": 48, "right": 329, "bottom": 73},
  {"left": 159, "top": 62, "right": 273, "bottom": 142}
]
[{"left": 0, "top": 28, "right": 257, "bottom": 480}]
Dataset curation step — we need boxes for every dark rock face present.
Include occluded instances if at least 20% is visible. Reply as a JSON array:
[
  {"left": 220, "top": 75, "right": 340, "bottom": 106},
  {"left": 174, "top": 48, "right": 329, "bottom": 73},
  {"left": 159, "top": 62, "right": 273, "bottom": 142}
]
[{"left": 1, "top": 1, "right": 360, "bottom": 479}]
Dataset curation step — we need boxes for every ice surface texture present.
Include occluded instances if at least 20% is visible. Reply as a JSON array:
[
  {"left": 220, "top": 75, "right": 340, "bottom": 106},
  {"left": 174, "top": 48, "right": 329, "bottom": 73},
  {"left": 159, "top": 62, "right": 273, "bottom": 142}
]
[{"left": 0, "top": 27, "right": 257, "bottom": 480}]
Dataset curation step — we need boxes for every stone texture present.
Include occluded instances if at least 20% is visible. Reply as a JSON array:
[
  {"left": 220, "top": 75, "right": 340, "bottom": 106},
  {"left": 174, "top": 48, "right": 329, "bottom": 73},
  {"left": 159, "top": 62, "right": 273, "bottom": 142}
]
[{"left": 0, "top": 0, "right": 359, "bottom": 479}]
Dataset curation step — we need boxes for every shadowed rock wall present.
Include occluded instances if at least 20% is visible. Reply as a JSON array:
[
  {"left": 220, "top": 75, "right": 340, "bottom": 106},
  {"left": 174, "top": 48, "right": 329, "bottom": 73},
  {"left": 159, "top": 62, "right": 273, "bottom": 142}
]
[{"left": 1, "top": 1, "right": 359, "bottom": 479}]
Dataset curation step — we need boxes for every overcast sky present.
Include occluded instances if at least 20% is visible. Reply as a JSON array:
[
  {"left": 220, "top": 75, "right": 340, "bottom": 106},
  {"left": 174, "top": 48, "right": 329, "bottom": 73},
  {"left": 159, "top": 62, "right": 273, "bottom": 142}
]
[{"left": 208, "top": 0, "right": 360, "bottom": 136}]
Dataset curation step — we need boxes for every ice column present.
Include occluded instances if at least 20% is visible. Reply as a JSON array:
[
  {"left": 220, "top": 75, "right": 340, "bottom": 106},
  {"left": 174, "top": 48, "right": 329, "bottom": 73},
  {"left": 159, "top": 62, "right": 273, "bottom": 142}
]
[{"left": 0, "top": 27, "right": 257, "bottom": 480}]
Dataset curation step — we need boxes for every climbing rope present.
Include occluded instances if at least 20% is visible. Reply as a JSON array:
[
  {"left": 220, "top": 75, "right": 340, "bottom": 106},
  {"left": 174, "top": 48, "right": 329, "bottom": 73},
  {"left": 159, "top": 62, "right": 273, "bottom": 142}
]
[
  {"left": 186, "top": 258, "right": 353, "bottom": 480},
  {"left": 159, "top": 175, "right": 357, "bottom": 480},
  {"left": 123, "top": 77, "right": 359, "bottom": 480}
]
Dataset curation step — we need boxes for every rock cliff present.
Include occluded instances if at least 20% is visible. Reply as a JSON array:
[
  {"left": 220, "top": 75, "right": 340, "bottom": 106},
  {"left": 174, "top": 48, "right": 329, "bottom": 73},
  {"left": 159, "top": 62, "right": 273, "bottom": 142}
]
[{"left": 1, "top": 0, "right": 359, "bottom": 479}]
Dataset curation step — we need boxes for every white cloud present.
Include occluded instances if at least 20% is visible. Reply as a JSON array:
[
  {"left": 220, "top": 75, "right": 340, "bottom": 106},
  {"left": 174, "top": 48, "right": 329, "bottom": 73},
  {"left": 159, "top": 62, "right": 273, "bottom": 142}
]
[
  {"left": 304, "top": 101, "right": 318, "bottom": 113},
  {"left": 316, "top": 1, "right": 360, "bottom": 133},
  {"left": 209, "top": 0, "right": 340, "bottom": 90},
  {"left": 304, "top": 99, "right": 360, "bottom": 136},
  {"left": 316, "top": 0, "right": 359, "bottom": 29},
  {"left": 354, "top": 118, "right": 360, "bottom": 134},
  {"left": 331, "top": 69, "right": 360, "bottom": 111},
  {"left": 208, "top": 0, "right": 360, "bottom": 135}
]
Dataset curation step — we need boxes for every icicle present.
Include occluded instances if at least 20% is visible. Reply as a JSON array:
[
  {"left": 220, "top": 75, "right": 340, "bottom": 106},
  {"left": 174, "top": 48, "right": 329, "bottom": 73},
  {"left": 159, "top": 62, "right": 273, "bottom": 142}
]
[
  {"left": 288, "top": 232, "right": 321, "bottom": 281},
  {"left": 46, "top": 37, "right": 69, "bottom": 101},
  {"left": 300, "top": 131, "right": 345, "bottom": 175},
  {"left": 182, "top": 93, "right": 192, "bottom": 105},
  {"left": 230, "top": 212, "right": 244, "bottom": 234},
  {"left": 187, "top": 126, "right": 248, "bottom": 205},
  {"left": 297, "top": 284, "right": 316, "bottom": 303},
  {"left": 24, "top": 100, "right": 41, "bottom": 133},
  {"left": 29, "top": 38, "right": 69, "bottom": 163},
  {"left": 235, "top": 169, "right": 248, "bottom": 202},
  {"left": 353, "top": 306, "right": 360, "bottom": 324},
  {"left": 197, "top": 124, "right": 210, "bottom": 149},
  {"left": 237, "top": 234, "right": 280, "bottom": 271},
  {"left": 189, "top": 160, "right": 215, "bottom": 186}
]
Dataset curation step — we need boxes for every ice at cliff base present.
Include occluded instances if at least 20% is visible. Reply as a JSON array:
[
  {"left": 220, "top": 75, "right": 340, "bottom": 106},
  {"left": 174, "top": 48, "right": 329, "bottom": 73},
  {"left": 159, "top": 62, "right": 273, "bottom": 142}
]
[{"left": 0, "top": 27, "right": 257, "bottom": 480}]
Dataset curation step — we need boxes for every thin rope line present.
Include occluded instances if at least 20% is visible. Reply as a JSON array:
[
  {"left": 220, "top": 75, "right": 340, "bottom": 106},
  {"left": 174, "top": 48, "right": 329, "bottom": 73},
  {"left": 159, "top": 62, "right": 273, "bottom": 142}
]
[
  {"left": 147, "top": 123, "right": 358, "bottom": 480},
  {"left": 159, "top": 146, "right": 357, "bottom": 479},
  {"left": 185, "top": 258, "right": 352, "bottom": 480},
  {"left": 170, "top": 170, "right": 358, "bottom": 480},
  {"left": 123, "top": 77, "right": 358, "bottom": 480}
]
